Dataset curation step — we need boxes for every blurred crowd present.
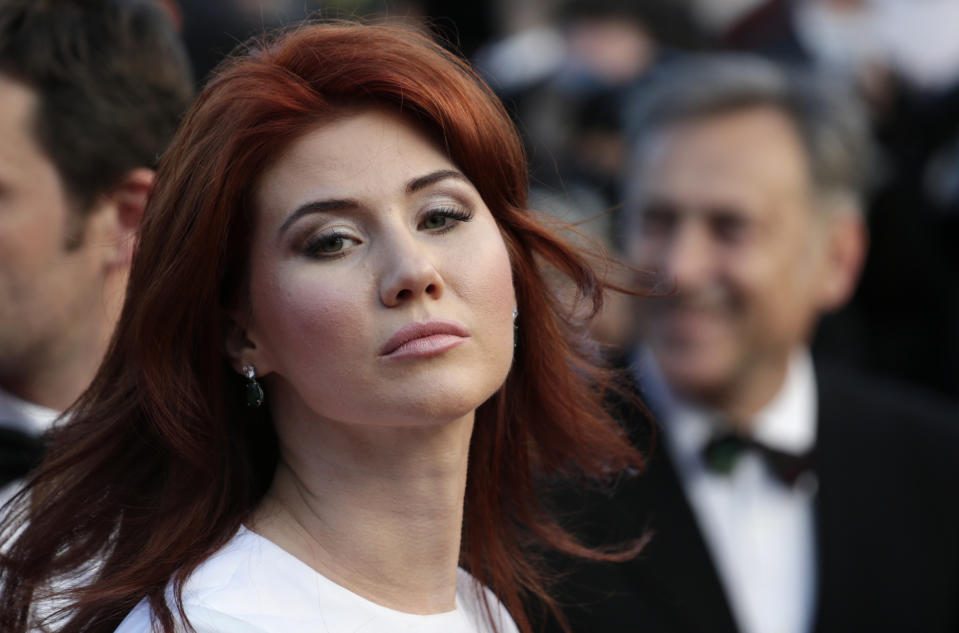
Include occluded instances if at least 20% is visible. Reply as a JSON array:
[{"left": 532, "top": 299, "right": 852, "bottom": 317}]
[
  {"left": 465, "top": 0, "right": 959, "bottom": 400},
  {"left": 166, "top": 0, "right": 959, "bottom": 398}
]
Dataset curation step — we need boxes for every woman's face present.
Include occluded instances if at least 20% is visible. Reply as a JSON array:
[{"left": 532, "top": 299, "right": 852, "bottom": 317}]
[{"left": 236, "top": 108, "right": 516, "bottom": 429}]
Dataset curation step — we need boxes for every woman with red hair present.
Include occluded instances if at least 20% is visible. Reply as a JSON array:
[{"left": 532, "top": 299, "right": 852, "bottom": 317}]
[{"left": 0, "top": 21, "right": 642, "bottom": 633}]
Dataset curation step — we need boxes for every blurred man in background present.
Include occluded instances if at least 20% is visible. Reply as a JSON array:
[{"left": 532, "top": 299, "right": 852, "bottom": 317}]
[
  {"left": 545, "top": 55, "right": 959, "bottom": 633},
  {"left": 0, "top": 0, "right": 193, "bottom": 494}
]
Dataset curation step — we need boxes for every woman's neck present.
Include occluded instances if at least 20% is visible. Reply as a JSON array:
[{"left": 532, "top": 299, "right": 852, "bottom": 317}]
[{"left": 249, "top": 413, "right": 474, "bottom": 614}]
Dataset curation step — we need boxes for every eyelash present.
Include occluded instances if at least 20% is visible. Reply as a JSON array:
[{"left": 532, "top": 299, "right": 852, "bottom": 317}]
[
  {"left": 420, "top": 206, "right": 474, "bottom": 233},
  {"left": 301, "top": 206, "right": 474, "bottom": 259}
]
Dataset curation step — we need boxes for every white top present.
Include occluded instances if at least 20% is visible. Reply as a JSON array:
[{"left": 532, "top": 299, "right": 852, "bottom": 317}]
[
  {"left": 639, "top": 348, "right": 819, "bottom": 633},
  {"left": 114, "top": 526, "right": 520, "bottom": 633}
]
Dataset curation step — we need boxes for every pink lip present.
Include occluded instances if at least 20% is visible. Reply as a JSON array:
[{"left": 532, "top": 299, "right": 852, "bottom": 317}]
[{"left": 379, "top": 319, "right": 470, "bottom": 358}]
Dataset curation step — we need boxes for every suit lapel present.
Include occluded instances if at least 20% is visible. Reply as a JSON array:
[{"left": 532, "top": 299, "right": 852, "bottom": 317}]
[
  {"left": 620, "top": 421, "right": 741, "bottom": 633},
  {"left": 810, "top": 366, "right": 874, "bottom": 633},
  {"left": 810, "top": 375, "right": 839, "bottom": 633}
]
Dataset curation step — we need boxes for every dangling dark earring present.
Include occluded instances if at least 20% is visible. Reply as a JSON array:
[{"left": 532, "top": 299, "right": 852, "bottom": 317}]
[
  {"left": 512, "top": 307, "right": 519, "bottom": 348},
  {"left": 242, "top": 364, "right": 264, "bottom": 408}
]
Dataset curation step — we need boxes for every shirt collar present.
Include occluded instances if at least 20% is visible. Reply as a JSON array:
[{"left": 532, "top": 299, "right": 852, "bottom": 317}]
[
  {"left": 634, "top": 347, "right": 817, "bottom": 469},
  {"left": 751, "top": 350, "right": 817, "bottom": 454},
  {"left": 0, "top": 388, "right": 61, "bottom": 436}
]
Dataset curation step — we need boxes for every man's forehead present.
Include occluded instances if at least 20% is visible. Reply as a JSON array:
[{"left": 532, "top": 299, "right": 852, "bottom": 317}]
[
  {"left": 0, "top": 71, "right": 36, "bottom": 114},
  {"left": 0, "top": 72, "right": 43, "bottom": 156},
  {"left": 629, "top": 106, "right": 813, "bottom": 212}
]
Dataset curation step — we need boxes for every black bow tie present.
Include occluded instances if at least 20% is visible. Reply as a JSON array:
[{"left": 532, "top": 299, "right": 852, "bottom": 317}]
[
  {"left": 0, "top": 426, "right": 45, "bottom": 488},
  {"left": 702, "top": 431, "right": 814, "bottom": 488}
]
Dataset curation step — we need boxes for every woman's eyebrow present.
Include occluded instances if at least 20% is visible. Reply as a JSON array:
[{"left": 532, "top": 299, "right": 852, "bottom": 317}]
[
  {"left": 277, "top": 169, "right": 468, "bottom": 239},
  {"left": 406, "top": 169, "right": 467, "bottom": 193},
  {"left": 278, "top": 198, "right": 359, "bottom": 238}
]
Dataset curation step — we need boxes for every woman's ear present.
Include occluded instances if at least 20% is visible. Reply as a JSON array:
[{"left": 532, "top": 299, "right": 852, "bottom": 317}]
[{"left": 224, "top": 311, "right": 271, "bottom": 376}]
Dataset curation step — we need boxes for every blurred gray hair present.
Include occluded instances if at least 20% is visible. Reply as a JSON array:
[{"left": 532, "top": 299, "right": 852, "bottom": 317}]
[{"left": 625, "top": 54, "right": 874, "bottom": 212}]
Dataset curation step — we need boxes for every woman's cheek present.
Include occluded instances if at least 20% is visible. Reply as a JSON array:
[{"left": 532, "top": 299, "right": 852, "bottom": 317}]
[
  {"left": 460, "top": 235, "right": 515, "bottom": 348},
  {"left": 255, "top": 269, "right": 370, "bottom": 370}
]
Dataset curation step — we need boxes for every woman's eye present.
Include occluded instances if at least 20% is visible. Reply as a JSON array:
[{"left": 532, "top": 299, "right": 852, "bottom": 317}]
[
  {"left": 423, "top": 214, "right": 449, "bottom": 230},
  {"left": 420, "top": 207, "right": 474, "bottom": 233},
  {"left": 304, "top": 232, "right": 358, "bottom": 258}
]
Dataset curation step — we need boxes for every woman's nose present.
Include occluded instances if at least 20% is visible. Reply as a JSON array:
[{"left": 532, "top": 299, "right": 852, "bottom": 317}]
[{"left": 378, "top": 234, "right": 445, "bottom": 307}]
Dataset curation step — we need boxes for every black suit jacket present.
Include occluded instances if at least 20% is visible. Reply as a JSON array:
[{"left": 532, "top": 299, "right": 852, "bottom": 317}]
[{"left": 540, "top": 365, "right": 959, "bottom": 633}]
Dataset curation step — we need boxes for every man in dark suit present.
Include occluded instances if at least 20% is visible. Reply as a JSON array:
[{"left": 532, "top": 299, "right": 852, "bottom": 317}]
[
  {"left": 0, "top": 0, "right": 193, "bottom": 495},
  {"left": 544, "top": 55, "right": 959, "bottom": 633}
]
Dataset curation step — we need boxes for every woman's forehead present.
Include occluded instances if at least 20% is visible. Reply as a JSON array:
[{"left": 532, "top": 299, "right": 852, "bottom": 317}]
[{"left": 253, "top": 109, "right": 464, "bottom": 218}]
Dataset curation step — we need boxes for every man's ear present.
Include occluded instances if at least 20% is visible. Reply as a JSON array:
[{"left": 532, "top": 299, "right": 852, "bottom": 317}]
[
  {"left": 816, "top": 208, "right": 868, "bottom": 313},
  {"left": 99, "top": 167, "right": 154, "bottom": 268}
]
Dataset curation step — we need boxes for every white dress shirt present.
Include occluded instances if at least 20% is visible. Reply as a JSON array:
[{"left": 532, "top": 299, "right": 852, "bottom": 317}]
[
  {"left": 0, "top": 388, "right": 59, "bottom": 437},
  {"left": 0, "top": 388, "right": 59, "bottom": 507},
  {"left": 114, "top": 526, "right": 520, "bottom": 633},
  {"left": 638, "top": 349, "right": 819, "bottom": 633}
]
